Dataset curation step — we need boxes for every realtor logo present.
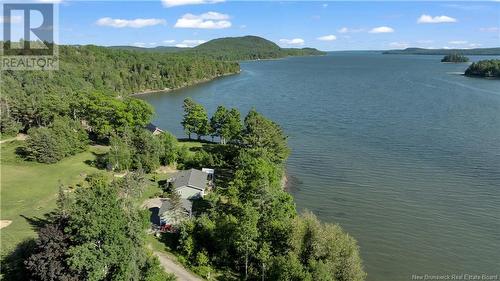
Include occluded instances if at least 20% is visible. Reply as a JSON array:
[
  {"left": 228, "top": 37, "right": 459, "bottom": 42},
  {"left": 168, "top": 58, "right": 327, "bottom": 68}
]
[{"left": 1, "top": 3, "right": 59, "bottom": 70}]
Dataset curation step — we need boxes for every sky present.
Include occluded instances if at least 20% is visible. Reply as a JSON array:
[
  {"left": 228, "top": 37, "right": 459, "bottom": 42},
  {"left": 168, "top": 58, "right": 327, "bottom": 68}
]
[{"left": 1, "top": 0, "right": 499, "bottom": 51}]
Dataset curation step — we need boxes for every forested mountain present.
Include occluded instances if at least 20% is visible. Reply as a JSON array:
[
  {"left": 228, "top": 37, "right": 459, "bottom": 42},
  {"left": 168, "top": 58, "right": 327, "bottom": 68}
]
[
  {"left": 108, "top": 36, "right": 326, "bottom": 61},
  {"left": 189, "top": 36, "right": 325, "bottom": 60},
  {"left": 383, "top": 47, "right": 500, "bottom": 55}
]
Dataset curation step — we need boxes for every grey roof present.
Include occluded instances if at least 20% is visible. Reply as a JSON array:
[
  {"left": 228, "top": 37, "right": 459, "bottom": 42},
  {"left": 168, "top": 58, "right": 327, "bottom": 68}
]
[
  {"left": 159, "top": 198, "right": 193, "bottom": 215},
  {"left": 172, "top": 169, "right": 207, "bottom": 191},
  {"left": 145, "top": 123, "right": 163, "bottom": 133}
]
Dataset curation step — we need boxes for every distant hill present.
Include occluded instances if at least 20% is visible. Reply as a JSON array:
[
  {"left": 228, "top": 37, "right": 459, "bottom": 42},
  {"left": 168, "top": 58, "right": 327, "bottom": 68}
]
[
  {"left": 383, "top": 47, "right": 500, "bottom": 55},
  {"left": 188, "top": 36, "right": 325, "bottom": 60},
  {"left": 108, "top": 45, "right": 187, "bottom": 53},
  {"left": 108, "top": 36, "right": 325, "bottom": 61}
]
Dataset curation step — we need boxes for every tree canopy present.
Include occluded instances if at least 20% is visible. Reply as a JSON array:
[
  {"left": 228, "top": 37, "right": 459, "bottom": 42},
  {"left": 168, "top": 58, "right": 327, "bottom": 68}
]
[
  {"left": 441, "top": 53, "right": 469, "bottom": 63},
  {"left": 465, "top": 59, "right": 500, "bottom": 78}
]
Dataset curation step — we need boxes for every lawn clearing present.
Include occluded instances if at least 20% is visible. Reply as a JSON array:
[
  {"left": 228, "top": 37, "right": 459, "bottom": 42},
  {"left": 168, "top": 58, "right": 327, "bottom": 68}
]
[{"left": 0, "top": 141, "right": 103, "bottom": 257}]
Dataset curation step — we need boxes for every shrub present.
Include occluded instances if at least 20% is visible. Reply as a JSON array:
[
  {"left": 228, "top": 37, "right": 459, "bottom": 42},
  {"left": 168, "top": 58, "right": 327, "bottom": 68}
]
[{"left": 24, "top": 117, "right": 88, "bottom": 163}]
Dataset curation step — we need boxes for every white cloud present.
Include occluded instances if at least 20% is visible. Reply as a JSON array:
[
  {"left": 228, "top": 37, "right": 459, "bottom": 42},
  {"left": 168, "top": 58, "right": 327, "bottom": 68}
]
[
  {"left": 279, "top": 38, "right": 305, "bottom": 46},
  {"left": 133, "top": 42, "right": 146, "bottom": 47},
  {"left": 174, "top": 12, "right": 231, "bottom": 29},
  {"left": 96, "top": 17, "right": 166, "bottom": 28},
  {"left": 468, "top": 43, "right": 482, "bottom": 48},
  {"left": 175, "top": 39, "right": 206, "bottom": 48},
  {"left": 389, "top": 42, "right": 409, "bottom": 48},
  {"left": 417, "top": 14, "right": 457, "bottom": 24},
  {"left": 448, "top": 40, "right": 468, "bottom": 45},
  {"left": 162, "top": 0, "right": 224, "bottom": 7},
  {"left": 163, "top": 40, "right": 176, "bottom": 44},
  {"left": 0, "top": 15, "right": 22, "bottom": 24},
  {"left": 338, "top": 27, "right": 364, "bottom": 33},
  {"left": 369, "top": 26, "right": 394, "bottom": 33},
  {"left": 479, "top": 27, "right": 499, "bottom": 32},
  {"left": 317, "top": 35, "right": 337, "bottom": 41}
]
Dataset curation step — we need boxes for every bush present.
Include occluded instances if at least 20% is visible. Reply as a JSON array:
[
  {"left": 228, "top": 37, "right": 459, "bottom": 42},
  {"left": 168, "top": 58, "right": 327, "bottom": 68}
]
[
  {"left": 24, "top": 117, "right": 88, "bottom": 163},
  {"left": 106, "top": 135, "right": 133, "bottom": 171}
]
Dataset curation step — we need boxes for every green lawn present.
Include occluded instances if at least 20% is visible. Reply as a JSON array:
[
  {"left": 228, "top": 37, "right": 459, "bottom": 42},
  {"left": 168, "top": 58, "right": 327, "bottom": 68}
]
[{"left": 0, "top": 141, "right": 103, "bottom": 257}]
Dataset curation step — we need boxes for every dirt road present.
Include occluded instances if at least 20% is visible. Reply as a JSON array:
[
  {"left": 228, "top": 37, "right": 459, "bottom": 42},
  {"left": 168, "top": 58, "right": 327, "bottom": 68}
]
[{"left": 153, "top": 250, "right": 204, "bottom": 281}]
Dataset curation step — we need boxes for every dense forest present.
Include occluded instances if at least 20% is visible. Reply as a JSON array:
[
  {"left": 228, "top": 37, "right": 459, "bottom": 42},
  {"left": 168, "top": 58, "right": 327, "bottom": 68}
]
[
  {"left": 0, "top": 44, "right": 239, "bottom": 136},
  {"left": 111, "top": 36, "right": 326, "bottom": 61},
  {"left": 441, "top": 53, "right": 469, "bottom": 63},
  {"left": 383, "top": 47, "right": 500, "bottom": 55},
  {"left": 464, "top": 59, "right": 500, "bottom": 78}
]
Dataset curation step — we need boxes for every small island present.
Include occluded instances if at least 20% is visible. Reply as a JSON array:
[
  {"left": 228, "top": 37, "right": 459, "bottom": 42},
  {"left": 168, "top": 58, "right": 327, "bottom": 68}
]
[
  {"left": 464, "top": 59, "right": 500, "bottom": 78},
  {"left": 441, "top": 53, "right": 469, "bottom": 63}
]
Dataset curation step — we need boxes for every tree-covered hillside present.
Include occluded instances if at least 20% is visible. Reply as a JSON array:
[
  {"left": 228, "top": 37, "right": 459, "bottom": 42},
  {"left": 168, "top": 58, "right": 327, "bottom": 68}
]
[
  {"left": 185, "top": 36, "right": 325, "bottom": 60},
  {"left": 107, "top": 36, "right": 325, "bottom": 61},
  {"left": 0, "top": 44, "right": 239, "bottom": 136}
]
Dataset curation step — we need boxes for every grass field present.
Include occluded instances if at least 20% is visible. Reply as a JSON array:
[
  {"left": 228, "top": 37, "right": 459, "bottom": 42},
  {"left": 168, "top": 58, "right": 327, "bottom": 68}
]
[{"left": 0, "top": 141, "right": 104, "bottom": 257}]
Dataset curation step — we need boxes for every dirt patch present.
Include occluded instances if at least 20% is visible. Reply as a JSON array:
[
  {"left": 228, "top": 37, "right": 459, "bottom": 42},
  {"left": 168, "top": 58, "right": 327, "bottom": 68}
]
[
  {"left": 0, "top": 133, "right": 27, "bottom": 144},
  {"left": 156, "top": 165, "right": 178, "bottom": 174},
  {"left": 0, "top": 220, "right": 13, "bottom": 229}
]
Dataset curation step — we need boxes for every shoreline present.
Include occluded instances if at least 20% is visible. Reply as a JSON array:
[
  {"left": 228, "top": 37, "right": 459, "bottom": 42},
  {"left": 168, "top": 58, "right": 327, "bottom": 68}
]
[
  {"left": 131, "top": 71, "right": 241, "bottom": 97},
  {"left": 131, "top": 53, "right": 325, "bottom": 97}
]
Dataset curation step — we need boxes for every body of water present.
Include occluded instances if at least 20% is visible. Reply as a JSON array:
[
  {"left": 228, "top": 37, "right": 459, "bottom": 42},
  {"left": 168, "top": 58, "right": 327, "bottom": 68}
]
[{"left": 140, "top": 52, "right": 500, "bottom": 281}]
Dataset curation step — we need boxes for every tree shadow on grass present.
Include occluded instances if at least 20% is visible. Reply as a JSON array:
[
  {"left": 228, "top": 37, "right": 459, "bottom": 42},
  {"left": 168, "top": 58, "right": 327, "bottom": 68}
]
[
  {"left": 20, "top": 213, "right": 54, "bottom": 231},
  {"left": 83, "top": 151, "right": 107, "bottom": 170},
  {"left": 0, "top": 239, "right": 35, "bottom": 280}
]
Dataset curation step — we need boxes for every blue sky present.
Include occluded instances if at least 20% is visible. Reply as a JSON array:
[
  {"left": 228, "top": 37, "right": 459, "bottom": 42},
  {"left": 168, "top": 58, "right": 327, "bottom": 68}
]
[{"left": 2, "top": 1, "right": 500, "bottom": 50}]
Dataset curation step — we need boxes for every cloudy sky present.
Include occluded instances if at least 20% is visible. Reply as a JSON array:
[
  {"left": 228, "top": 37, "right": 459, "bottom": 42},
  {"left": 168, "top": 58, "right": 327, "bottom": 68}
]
[{"left": 2, "top": 0, "right": 499, "bottom": 50}]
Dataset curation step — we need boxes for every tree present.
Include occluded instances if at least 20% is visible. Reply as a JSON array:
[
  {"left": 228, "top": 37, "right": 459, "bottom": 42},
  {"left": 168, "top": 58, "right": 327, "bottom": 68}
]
[
  {"left": 211, "top": 105, "right": 228, "bottom": 143},
  {"left": 290, "top": 211, "right": 366, "bottom": 281},
  {"left": 25, "top": 219, "right": 79, "bottom": 281},
  {"left": 65, "top": 177, "right": 151, "bottom": 280},
  {"left": 210, "top": 106, "right": 242, "bottom": 144},
  {"left": 234, "top": 204, "right": 259, "bottom": 280},
  {"left": 24, "top": 117, "right": 88, "bottom": 163},
  {"left": 132, "top": 129, "right": 162, "bottom": 173},
  {"left": 25, "top": 127, "right": 65, "bottom": 163},
  {"left": 225, "top": 108, "right": 243, "bottom": 144},
  {"left": 106, "top": 134, "right": 132, "bottom": 171},
  {"left": 159, "top": 131, "right": 179, "bottom": 165},
  {"left": 256, "top": 242, "right": 271, "bottom": 281},
  {"left": 242, "top": 109, "right": 289, "bottom": 164},
  {"left": 82, "top": 92, "right": 153, "bottom": 139},
  {"left": 182, "top": 98, "right": 197, "bottom": 139},
  {"left": 181, "top": 98, "right": 210, "bottom": 140}
]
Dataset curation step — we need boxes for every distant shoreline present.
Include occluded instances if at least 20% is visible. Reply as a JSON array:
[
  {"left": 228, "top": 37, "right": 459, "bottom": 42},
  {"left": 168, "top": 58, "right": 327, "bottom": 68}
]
[{"left": 131, "top": 71, "right": 241, "bottom": 97}]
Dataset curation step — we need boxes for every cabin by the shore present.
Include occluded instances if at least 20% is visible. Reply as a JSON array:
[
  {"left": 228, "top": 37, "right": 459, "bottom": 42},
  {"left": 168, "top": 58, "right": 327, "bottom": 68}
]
[
  {"left": 157, "top": 168, "right": 214, "bottom": 229},
  {"left": 146, "top": 123, "right": 164, "bottom": 135},
  {"left": 168, "top": 168, "right": 213, "bottom": 199}
]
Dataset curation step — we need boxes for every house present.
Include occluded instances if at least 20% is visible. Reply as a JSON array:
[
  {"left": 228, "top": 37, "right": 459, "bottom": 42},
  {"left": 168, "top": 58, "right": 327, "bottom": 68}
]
[
  {"left": 158, "top": 198, "right": 193, "bottom": 227},
  {"left": 145, "top": 123, "right": 164, "bottom": 135},
  {"left": 156, "top": 168, "right": 214, "bottom": 230},
  {"left": 169, "top": 168, "right": 209, "bottom": 199}
]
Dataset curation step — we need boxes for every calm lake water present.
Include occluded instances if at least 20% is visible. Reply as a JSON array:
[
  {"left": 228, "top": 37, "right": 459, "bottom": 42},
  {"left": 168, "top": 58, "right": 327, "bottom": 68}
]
[{"left": 140, "top": 52, "right": 500, "bottom": 281}]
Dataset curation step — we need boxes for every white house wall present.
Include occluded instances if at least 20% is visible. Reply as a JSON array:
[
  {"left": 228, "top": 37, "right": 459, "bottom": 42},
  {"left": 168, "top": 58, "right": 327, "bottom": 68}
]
[{"left": 177, "top": 187, "right": 202, "bottom": 199}]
